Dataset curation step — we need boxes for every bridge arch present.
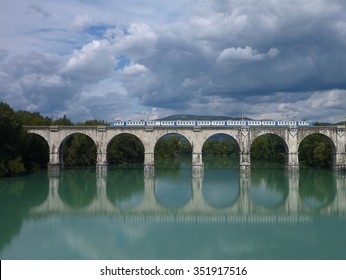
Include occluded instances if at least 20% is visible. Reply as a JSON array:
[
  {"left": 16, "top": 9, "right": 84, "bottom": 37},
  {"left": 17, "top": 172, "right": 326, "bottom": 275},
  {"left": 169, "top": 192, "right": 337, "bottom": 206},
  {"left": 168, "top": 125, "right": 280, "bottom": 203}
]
[
  {"left": 25, "top": 133, "right": 50, "bottom": 170},
  {"left": 58, "top": 132, "right": 97, "bottom": 167},
  {"left": 58, "top": 131, "right": 98, "bottom": 149},
  {"left": 106, "top": 133, "right": 145, "bottom": 166},
  {"left": 202, "top": 133, "right": 240, "bottom": 169},
  {"left": 250, "top": 133, "right": 288, "bottom": 167},
  {"left": 298, "top": 131, "right": 337, "bottom": 150},
  {"left": 250, "top": 132, "right": 288, "bottom": 150},
  {"left": 200, "top": 131, "right": 241, "bottom": 151},
  {"left": 298, "top": 133, "right": 336, "bottom": 168},
  {"left": 154, "top": 133, "right": 192, "bottom": 168},
  {"left": 26, "top": 131, "right": 50, "bottom": 146}
]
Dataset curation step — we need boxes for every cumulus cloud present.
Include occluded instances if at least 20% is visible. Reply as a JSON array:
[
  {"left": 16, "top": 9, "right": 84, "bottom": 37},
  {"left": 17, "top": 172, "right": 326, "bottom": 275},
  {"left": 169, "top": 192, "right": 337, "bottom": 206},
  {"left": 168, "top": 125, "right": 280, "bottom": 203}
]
[
  {"left": 108, "top": 23, "right": 157, "bottom": 58},
  {"left": 63, "top": 40, "right": 116, "bottom": 82},
  {"left": 217, "top": 46, "right": 279, "bottom": 64},
  {"left": 122, "top": 63, "right": 149, "bottom": 76}
]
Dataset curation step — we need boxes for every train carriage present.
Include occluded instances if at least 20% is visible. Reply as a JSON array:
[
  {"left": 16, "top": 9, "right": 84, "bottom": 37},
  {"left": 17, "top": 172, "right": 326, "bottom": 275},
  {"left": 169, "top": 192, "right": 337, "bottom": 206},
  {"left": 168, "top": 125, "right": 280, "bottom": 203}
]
[
  {"left": 176, "top": 121, "right": 196, "bottom": 126},
  {"left": 247, "top": 121, "right": 262, "bottom": 126},
  {"left": 196, "top": 121, "right": 211, "bottom": 126},
  {"left": 277, "top": 121, "right": 297, "bottom": 126},
  {"left": 146, "top": 121, "right": 161, "bottom": 126},
  {"left": 226, "top": 121, "right": 246, "bottom": 126},
  {"left": 111, "top": 121, "right": 125, "bottom": 126},
  {"left": 298, "top": 121, "right": 312, "bottom": 126},
  {"left": 261, "top": 121, "right": 276, "bottom": 126},
  {"left": 211, "top": 121, "right": 226, "bottom": 126},
  {"left": 160, "top": 121, "right": 175, "bottom": 126},
  {"left": 126, "top": 121, "right": 145, "bottom": 126}
]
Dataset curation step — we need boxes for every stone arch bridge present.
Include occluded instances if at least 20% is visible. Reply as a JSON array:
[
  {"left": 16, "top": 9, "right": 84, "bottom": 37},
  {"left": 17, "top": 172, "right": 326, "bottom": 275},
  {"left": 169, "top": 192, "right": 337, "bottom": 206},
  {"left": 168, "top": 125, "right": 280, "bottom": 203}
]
[{"left": 24, "top": 125, "right": 346, "bottom": 175}]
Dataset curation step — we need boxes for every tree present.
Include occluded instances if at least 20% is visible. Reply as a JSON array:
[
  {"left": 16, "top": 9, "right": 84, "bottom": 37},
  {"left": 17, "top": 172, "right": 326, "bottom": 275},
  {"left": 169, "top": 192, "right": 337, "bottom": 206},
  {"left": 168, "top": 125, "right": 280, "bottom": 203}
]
[
  {"left": 155, "top": 135, "right": 190, "bottom": 161},
  {"left": 63, "top": 134, "right": 97, "bottom": 167},
  {"left": 299, "top": 134, "right": 332, "bottom": 167},
  {"left": 15, "top": 110, "right": 52, "bottom": 125},
  {"left": 77, "top": 120, "right": 108, "bottom": 126},
  {"left": 108, "top": 134, "right": 144, "bottom": 165},
  {"left": 0, "top": 102, "right": 26, "bottom": 176},
  {"left": 53, "top": 115, "right": 73, "bottom": 125},
  {"left": 250, "top": 134, "right": 286, "bottom": 163}
]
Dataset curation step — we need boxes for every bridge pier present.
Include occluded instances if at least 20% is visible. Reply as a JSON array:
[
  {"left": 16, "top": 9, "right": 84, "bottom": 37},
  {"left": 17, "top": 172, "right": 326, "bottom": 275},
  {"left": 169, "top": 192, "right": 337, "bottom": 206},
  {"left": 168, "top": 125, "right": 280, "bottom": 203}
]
[
  {"left": 333, "top": 164, "right": 346, "bottom": 172},
  {"left": 144, "top": 164, "right": 155, "bottom": 177},
  {"left": 192, "top": 152, "right": 204, "bottom": 177},
  {"left": 285, "top": 152, "right": 299, "bottom": 172},
  {"left": 239, "top": 151, "right": 251, "bottom": 171},
  {"left": 96, "top": 163, "right": 108, "bottom": 173},
  {"left": 48, "top": 145, "right": 63, "bottom": 173},
  {"left": 144, "top": 152, "right": 155, "bottom": 177},
  {"left": 333, "top": 151, "right": 346, "bottom": 171},
  {"left": 48, "top": 163, "right": 63, "bottom": 172}
]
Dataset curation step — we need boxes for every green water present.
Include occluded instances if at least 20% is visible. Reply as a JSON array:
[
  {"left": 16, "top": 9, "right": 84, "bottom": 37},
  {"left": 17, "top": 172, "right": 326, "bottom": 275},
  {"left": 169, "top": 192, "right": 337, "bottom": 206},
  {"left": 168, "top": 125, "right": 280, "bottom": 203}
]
[{"left": 1, "top": 166, "right": 346, "bottom": 260}]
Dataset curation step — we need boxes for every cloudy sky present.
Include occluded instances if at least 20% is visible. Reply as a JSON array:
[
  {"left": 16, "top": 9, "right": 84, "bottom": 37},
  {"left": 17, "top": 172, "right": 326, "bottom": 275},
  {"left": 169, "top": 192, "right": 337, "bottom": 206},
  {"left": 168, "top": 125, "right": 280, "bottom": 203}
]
[{"left": 1, "top": 0, "right": 346, "bottom": 123}]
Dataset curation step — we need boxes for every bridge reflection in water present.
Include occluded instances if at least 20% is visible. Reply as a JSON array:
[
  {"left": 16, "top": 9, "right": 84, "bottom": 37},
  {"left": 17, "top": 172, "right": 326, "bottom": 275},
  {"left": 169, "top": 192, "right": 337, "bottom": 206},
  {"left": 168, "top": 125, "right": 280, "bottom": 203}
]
[{"left": 31, "top": 169, "right": 346, "bottom": 223}]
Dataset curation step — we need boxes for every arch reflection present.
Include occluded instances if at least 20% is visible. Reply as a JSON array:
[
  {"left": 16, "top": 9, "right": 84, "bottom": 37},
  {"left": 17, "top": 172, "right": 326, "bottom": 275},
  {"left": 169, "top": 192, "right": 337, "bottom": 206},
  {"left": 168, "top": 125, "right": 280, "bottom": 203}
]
[
  {"left": 58, "top": 169, "right": 97, "bottom": 209},
  {"left": 106, "top": 169, "right": 144, "bottom": 209},
  {"left": 249, "top": 169, "right": 288, "bottom": 209},
  {"left": 202, "top": 169, "right": 240, "bottom": 208},
  {"left": 299, "top": 169, "right": 336, "bottom": 209},
  {"left": 154, "top": 169, "right": 193, "bottom": 209}
]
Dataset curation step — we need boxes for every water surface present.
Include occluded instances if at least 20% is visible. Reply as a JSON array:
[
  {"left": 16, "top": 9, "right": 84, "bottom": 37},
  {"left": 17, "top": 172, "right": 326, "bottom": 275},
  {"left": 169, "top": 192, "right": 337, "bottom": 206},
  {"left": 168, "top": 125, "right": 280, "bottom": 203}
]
[{"left": 1, "top": 167, "right": 346, "bottom": 259}]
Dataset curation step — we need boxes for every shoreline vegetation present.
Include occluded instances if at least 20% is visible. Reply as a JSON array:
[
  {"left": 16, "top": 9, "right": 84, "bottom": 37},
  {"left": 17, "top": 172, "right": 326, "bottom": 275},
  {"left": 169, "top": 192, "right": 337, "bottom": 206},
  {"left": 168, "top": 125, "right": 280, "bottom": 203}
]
[{"left": 0, "top": 102, "right": 333, "bottom": 177}]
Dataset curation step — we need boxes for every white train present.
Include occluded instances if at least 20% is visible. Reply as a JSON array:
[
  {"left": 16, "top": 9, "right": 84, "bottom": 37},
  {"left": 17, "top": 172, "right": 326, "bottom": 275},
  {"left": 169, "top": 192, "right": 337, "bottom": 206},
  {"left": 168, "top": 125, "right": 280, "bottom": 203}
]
[{"left": 109, "top": 120, "right": 313, "bottom": 127}]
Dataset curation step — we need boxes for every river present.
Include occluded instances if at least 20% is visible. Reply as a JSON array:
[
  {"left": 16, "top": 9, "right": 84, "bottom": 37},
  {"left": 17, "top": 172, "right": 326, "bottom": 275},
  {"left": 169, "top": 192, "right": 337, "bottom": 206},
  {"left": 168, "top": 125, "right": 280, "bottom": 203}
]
[{"left": 1, "top": 164, "right": 346, "bottom": 259}]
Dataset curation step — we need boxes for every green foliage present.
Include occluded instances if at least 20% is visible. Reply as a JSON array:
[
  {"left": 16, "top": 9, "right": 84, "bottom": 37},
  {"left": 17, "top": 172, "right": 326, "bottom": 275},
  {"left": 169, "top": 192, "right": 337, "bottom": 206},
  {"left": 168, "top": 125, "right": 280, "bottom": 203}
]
[
  {"left": 7, "top": 157, "right": 26, "bottom": 175},
  {"left": 203, "top": 138, "right": 238, "bottom": 157},
  {"left": 155, "top": 135, "right": 192, "bottom": 163},
  {"left": 106, "top": 169, "right": 144, "bottom": 205},
  {"left": 0, "top": 102, "right": 27, "bottom": 176},
  {"left": 299, "top": 169, "right": 335, "bottom": 207},
  {"left": 250, "top": 134, "right": 286, "bottom": 163},
  {"left": 52, "top": 115, "right": 73, "bottom": 125},
  {"left": 14, "top": 110, "right": 52, "bottom": 125},
  {"left": 108, "top": 134, "right": 144, "bottom": 165},
  {"left": 202, "top": 137, "right": 239, "bottom": 169},
  {"left": 299, "top": 134, "right": 332, "bottom": 167},
  {"left": 1, "top": 103, "right": 52, "bottom": 176},
  {"left": 58, "top": 170, "right": 96, "bottom": 208},
  {"left": 22, "top": 134, "right": 49, "bottom": 171},
  {"left": 63, "top": 134, "right": 97, "bottom": 167},
  {"left": 77, "top": 119, "right": 108, "bottom": 126}
]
